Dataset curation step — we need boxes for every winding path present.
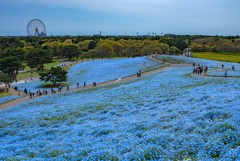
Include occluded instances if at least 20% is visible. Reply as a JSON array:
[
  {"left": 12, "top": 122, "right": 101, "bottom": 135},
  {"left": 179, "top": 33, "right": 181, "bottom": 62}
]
[
  {"left": 0, "top": 57, "right": 191, "bottom": 110},
  {"left": 191, "top": 68, "right": 240, "bottom": 78}
]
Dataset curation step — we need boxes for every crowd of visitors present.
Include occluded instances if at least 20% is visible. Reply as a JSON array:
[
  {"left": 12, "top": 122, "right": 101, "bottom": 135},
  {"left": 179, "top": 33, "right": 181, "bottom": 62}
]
[
  {"left": 192, "top": 64, "right": 208, "bottom": 75},
  {"left": 192, "top": 62, "right": 237, "bottom": 78},
  {"left": 18, "top": 81, "right": 90, "bottom": 100}
]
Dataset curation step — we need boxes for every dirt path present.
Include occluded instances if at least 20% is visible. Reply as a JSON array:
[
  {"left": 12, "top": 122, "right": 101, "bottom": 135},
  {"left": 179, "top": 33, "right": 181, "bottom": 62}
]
[
  {"left": 0, "top": 57, "right": 191, "bottom": 110},
  {"left": 191, "top": 68, "right": 240, "bottom": 78}
]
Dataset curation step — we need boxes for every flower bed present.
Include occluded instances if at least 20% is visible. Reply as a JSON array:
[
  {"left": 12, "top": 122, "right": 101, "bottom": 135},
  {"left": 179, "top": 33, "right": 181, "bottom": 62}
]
[
  {"left": 207, "top": 70, "right": 240, "bottom": 77},
  {"left": 1, "top": 59, "right": 239, "bottom": 160},
  {"left": 14, "top": 57, "right": 162, "bottom": 93},
  {"left": 0, "top": 95, "right": 21, "bottom": 104}
]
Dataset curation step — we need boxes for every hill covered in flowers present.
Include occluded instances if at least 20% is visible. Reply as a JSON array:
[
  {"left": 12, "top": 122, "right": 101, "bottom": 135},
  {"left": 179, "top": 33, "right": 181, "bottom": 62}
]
[{"left": 0, "top": 56, "right": 239, "bottom": 160}]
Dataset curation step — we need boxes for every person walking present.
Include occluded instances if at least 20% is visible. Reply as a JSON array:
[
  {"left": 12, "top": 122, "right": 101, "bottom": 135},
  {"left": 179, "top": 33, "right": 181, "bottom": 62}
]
[
  {"left": 14, "top": 86, "right": 18, "bottom": 91},
  {"left": 24, "top": 88, "right": 28, "bottom": 95},
  {"left": 137, "top": 72, "right": 140, "bottom": 77},
  {"left": 77, "top": 82, "right": 80, "bottom": 88},
  {"left": 117, "top": 74, "right": 122, "bottom": 81},
  {"left": 59, "top": 85, "right": 62, "bottom": 92},
  {"left": 193, "top": 68, "right": 196, "bottom": 74},
  {"left": 204, "top": 66, "right": 208, "bottom": 73},
  {"left": 84, "top": 81, "right": 86, "bottom": 87}
]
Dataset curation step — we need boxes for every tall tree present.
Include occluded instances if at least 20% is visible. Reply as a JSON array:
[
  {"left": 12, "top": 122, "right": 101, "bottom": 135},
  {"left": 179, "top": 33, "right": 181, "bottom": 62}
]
[
  {"left": 169, "top": 46, "right": 181, "bottom": 55},
  {"left": 0, "top": 72, "right": 12, "bottom": 88},
  {"left": 78, "top": 40, "right": 93, "bottom": 52},
  {"left": 88, "top": 40, "right": 98, "bottom": 50},
  {"left": 39, "top": 66, "right": 67, "bottom": 86},
  {"left": 95, "top": 43, "right": 115, "bottom": 58},
  {"left": 61, "top": 44, "right": 80, "bottom": 61},
  {"left": 43, "top": 41, "right": 62, "bottom": 58},
  {"left": 26, "top": 47, "right": 53, "bottom": 71},
  {"left": 0, "top": 48, "right": 25, "bottom": 81}
]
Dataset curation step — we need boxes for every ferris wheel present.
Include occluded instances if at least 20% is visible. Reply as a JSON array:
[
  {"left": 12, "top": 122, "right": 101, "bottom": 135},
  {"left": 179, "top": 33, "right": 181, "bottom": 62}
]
[{"left": 27, "top": 19, "right": 47, "bottom": 36}]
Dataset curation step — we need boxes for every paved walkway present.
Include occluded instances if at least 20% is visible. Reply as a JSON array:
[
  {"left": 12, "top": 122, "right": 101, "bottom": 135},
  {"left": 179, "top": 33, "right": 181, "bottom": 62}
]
[{"left": 0, "top": 57, "right": 191, "bottom": 110}]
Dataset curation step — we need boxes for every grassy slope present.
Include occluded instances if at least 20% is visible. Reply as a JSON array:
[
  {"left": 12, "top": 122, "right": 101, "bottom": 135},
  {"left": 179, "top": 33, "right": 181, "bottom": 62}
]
[
  {"left": 0, "top": 92, "right": 10, "bottom": 98},
  {"left": 192, "top": 52, "right": 240, "bottom": 63},
  {"left": 17, "top": 60, "right": 61, "bottom": 80}
]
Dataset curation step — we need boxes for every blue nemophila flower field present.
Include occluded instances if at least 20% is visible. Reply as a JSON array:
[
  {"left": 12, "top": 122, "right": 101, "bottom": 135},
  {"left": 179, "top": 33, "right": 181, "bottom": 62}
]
[
  {"left": 14, "top": 57, "right": 162, "bottom": 93},
  {"left": 67, "top": 57, "right": 162, "bottom": 85},
  {"left": 0, "top": 56, "right": 239, "bottom": 160},
  {"left": 0, "top": 95, "right": 21, "bottom": 104},
  {"left": 207, "top": 70, "right": 240, "bottom": 77}
]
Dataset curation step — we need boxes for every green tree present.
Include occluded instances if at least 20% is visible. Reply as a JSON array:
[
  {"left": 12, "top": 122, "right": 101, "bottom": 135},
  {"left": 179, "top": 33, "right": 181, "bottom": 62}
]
[
  {"left": 112, "top": 41, "right": 124, "bottom": 56},
  {"left": 161, "top": 43, "right": 170, "bottom": 53},
  {"left": 88, "top": 40, "right": 98, "bottom": 50},
  {"left": 39, "top": 66, "right": 67, "bottom": 86},
  {"left": 78, "top": 40, "right": 93, "bottom": 52},
  {"left": 141, "top": 40, "right": 169, "bottom": 54},
  {"left": 95, "top": 43, "right": 115, "bottom": 58},
  {"left": 0, "top": 72, "right": 12, "bottom": 87},
  {"left": 61, "top": 44, "right": 80, "bottom": 61},
  {"left": 26, "top": 47, "right": 53, "bottom": 71},
  {"left": 216, "top": 43, "right": 234, "bottom": 53},
  {"left": 121, "top": 40, "right": 143, "bottom": 57},
  {"left": 0, "top": 37, "right": 25, "bottom": 50},
  {"left": 169, "top": 46, "right": 181, "bottom": 55},
  {"left": 43, "top": 41, "right": 62, "bottom": 58},
  {"left": 0, "top": 48, "right": 25, "bottom": 81}
]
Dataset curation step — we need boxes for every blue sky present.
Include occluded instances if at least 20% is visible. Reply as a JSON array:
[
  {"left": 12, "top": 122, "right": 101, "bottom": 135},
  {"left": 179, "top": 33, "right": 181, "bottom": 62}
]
[{"left": 0, "top": 0, "right": 239, "bottom": 36}]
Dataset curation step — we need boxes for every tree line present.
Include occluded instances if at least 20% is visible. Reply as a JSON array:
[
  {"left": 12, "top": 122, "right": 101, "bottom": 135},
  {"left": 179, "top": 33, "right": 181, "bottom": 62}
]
[
  {"left": 0, "top": 35, "right": 239, "bottom": 86},
  {"left": 190, "top": 37, "right": 240, "bottom": 53}
]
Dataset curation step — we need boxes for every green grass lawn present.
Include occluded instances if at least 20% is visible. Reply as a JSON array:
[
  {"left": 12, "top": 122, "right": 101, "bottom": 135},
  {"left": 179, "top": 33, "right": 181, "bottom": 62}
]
[
  {"left": 192, "top": 52, "right": 240, "bottom": 63},
  {"left": 23, "top": 60, "right": 61, "bottom": 71},
  {"left": 44, "top": 60, "right": 61, "bottom": 69},
  {"left": 17, "top": 60, "right": 61, "bottom": 80},
  {"left": 0, "top": 92, "right": 10, "bottom": 98},
  {"left": 17, "top": 71, "right": 39, "bottom": 80}
]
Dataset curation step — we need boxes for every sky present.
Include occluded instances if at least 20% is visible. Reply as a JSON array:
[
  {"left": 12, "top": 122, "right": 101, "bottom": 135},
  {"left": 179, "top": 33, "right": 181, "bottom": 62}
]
[{"left": 0, "top": 0, "right": 239, "bottom": 36}]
